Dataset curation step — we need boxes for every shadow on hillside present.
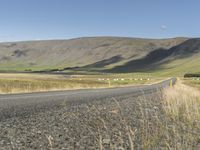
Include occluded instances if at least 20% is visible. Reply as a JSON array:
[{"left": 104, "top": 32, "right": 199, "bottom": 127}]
[
  {"left": 84, "top": 55, "right": 123, "bottom": 68},
  {"left": 104, "top": 38, "right": 200, "bottom": 73},
  {"left": 104, "top": 48, "right": 171, "bottom": 73},
  {"left": 20, "top": 38, "right": 200, "bottom": 75}
]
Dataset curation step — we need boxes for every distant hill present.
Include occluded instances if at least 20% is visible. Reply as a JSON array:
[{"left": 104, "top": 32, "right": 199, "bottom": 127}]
[
  {"left": 2, "top": 36, "right": 200, "bottom": 76},
  {"left": 0, "top": 37, "right": 187, "bottom": 73},
  {"left": 108, "top": 38, "right": 200, "bottom": 76}
]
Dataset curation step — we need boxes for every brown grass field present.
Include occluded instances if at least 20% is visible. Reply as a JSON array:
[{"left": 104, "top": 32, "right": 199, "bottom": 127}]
[
  {"left": 0, "top": 73, "right": 158, "bottom": 94},
  {"left": 183, "top": 78, "right": 200, "bottom": 90}
]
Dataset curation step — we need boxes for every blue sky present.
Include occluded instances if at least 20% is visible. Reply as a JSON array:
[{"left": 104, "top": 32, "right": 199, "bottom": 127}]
[{"left": 0, "top": 0, "right": 199, "bottom": 42}]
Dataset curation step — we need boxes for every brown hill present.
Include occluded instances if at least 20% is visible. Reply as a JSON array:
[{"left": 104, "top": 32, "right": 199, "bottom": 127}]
[{"left": 0, "top": 37, "right": 187, "bottom": 71}]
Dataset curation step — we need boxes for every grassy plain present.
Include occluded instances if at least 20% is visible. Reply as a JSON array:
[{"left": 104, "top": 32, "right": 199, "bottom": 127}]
[
  {"left": 0, "top": 73, "right": 159, "bottom": 94},
  {"left": 183, "top": 77, "right": 200, "bottom": 89}
]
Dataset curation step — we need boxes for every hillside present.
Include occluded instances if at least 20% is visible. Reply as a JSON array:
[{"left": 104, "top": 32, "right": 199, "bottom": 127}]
[
  {"left": 0, "top": 37, "right": 186, "bottom": 72},
  {"left": 107, "top": 38, "right": 200, "bottom": 76},
  {"left": 1, "top": 36, "right": 200, "bottom": 76}
]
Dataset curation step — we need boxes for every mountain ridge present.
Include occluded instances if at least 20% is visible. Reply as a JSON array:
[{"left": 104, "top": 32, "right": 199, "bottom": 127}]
[{"left": 1, "top": 36, "right": 200, "bottom": 75}]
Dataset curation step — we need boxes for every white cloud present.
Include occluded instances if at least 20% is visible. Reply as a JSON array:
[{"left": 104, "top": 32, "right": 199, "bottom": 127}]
[
  {"left": 33, "top": 39, "right": 41, "bottom": 41},
  {"left": 160, "top": 25, "right": 167, "bottom": 31}
]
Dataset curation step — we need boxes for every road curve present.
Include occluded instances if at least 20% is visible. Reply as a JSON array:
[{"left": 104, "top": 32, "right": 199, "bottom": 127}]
[{"left": 0, "top": 78, "right": 176, "bottom": 121}]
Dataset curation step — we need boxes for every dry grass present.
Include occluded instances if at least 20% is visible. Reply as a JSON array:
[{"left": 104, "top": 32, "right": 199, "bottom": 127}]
[
  {"left": 164, "top": 80, "right": 200, "bottom": 123},
  {"left": 161, "top": 80, "right": 200, "bottom": 149},
  {"left": 89, "top": 81, "right": 200, "bottom": 149},
  {"left": 0, "top": 78, "right": 107, "bottom": 94},
  {"left": 183, "top": 78, "right": 200, "bottom": 90},
  {"left": 0, "top": 73, "right": 157, "bottom": 94},
  {"left": 0, "top": 74, "right": 109, "bottom": 94},
  {"left": 68, "top": 84, "right": 200, "bottom": 149}
]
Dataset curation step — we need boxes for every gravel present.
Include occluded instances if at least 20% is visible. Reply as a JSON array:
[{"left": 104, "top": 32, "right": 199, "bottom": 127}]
[
  {"left": 0, "top": 78, "right": 177, "bottom": 149},
  {"left": 0, "top": 92, "right": 163, "bottom": 149}
]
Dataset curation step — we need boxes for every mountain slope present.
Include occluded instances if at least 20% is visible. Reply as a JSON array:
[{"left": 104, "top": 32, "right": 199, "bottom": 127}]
[
  {"left": 108, "top": 38, "right": 200, "bottom": 76},
  {"left": 0, "top": 37, "right": 187, "bottom": 71}
]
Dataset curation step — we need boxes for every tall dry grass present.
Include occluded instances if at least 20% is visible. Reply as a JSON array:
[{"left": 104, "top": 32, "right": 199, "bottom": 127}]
[
  {"left": 0, "top": 78, "right": 108, "bottom": 94},
  {"left": 161, "top": 81, "right": 200, "bottom": 149},
  {"left": 0, "top": 73, "right": 156, "bottom": 94},
  {"left": 163, "top": 81, "right": 200, "bottom": 124},
  {"left": 86, "top": 81, "right": 200, "bottom": 149}
]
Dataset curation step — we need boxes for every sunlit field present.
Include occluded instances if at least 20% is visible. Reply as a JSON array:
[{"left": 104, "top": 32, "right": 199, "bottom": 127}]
[
  {"left": 0, "top": 73, "right": 161, "bottom": 94},
  {"left": 183, "top": 77, "right": 200, "bottom": 89}
]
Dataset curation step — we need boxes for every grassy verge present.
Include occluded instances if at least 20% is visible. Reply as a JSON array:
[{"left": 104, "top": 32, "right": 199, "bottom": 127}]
[
  {"left": 0, "top": 73, "right": 160, "bottom": 94},
  {"left": 161, "top": 81, "right": 200, "bottom": 149},
  {"left": 80, "top": 80, "right": 200, "bottom": 149},
  {"left": 103, "top": 80, "right": 200, "bottom": 149},
  {"left": 182, "top": 78, "right": 200, "bottom": 90}
]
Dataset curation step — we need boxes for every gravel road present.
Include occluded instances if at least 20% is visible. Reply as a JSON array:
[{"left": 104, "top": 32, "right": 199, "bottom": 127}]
[{"left": 0, "top": 78, "right": 176, "bottom": 149}]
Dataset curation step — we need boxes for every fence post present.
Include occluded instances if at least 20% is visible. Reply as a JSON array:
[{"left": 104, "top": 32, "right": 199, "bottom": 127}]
[
  {"left": 170, "top": 80, "right": 173, "bottom": 88},
  {"left": 108, "top": 80, "right": 111, "bottom": 87}
]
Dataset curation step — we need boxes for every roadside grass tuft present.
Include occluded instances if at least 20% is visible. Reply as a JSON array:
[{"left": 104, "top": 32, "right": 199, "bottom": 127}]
[
  {"left": 79, "top": 81, "right": 200, "bottom": 149},
  {"left": 161, "top": 81, "right": 200, "bottom": 149}
]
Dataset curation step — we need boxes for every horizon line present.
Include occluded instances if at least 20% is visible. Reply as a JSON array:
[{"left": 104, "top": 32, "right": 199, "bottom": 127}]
[{"left": 0, "top": 35, "right": 195, "bottom": 43}]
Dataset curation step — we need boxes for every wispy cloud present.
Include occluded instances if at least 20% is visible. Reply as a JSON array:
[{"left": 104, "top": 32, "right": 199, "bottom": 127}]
[
  {"left": 33, "top": 38, "right": 42, "bottom": 41},
  {"left": 160, "top": 25, "right": 167, "bottom": 31}
]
